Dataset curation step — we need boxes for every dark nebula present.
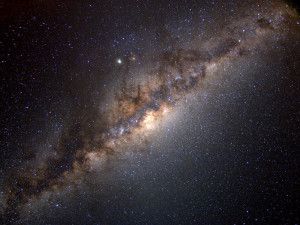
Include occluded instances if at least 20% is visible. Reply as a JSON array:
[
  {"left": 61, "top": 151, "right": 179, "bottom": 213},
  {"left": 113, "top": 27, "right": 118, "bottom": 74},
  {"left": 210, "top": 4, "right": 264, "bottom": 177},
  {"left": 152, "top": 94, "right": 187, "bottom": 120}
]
[{"left": 1, "top": 0, "right": 299, "bottom": 224}]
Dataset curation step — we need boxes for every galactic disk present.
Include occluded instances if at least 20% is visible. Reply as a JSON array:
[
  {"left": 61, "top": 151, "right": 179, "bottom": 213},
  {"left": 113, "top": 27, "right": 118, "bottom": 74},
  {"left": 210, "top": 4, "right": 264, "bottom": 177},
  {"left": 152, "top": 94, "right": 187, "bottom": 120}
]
[{"left": 1, "top": 0, "right": 299, "bottom": 224}]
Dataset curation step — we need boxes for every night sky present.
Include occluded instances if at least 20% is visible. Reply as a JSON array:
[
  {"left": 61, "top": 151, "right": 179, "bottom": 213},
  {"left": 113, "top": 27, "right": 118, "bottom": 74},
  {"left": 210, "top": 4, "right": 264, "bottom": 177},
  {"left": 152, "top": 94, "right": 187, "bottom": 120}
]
[{"left": 1, "top": 0, "right": 299, "bottom": 224}]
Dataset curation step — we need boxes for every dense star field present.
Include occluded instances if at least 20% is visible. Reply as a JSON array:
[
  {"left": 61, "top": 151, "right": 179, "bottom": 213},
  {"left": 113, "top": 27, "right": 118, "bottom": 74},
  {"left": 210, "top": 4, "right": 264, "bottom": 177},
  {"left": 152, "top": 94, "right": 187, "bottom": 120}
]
[{"left": 1, "top": 0, "right": 299, "bottom": 224}]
